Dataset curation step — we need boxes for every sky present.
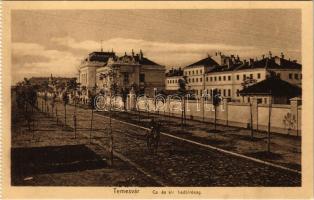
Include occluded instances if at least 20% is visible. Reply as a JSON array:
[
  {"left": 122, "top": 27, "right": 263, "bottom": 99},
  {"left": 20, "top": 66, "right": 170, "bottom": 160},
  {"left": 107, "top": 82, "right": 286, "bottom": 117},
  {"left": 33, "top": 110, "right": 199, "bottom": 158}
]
[{"left": 11, "top": 9, "right": 301, "bottom": 84}]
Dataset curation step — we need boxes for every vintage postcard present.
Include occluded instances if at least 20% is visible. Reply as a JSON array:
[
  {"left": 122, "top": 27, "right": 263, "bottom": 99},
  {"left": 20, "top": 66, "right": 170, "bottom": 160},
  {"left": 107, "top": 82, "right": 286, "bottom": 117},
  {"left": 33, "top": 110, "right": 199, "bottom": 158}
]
[{"left": 1, "top": 1, "right": 313, "bottom": 199}]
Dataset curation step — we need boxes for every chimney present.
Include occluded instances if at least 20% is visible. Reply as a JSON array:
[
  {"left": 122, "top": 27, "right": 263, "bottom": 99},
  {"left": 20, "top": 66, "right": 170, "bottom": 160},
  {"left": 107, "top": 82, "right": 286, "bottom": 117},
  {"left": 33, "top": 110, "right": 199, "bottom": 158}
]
[
  {"left": 139, "top": 49, "right": 143, "bottom": 60},
  {"left": 132, "top": 49, "right": 134, "bottom": 57},
  {"left": 268, "top": 51, "right": 272, "bottom": 58},
  {"left": 281, "top": 52, "right": 284, "bottom": 59},
  {"left": 124, "top": 52, "right": 127, "bottom": 56},
  {"left": 249, "top": 58, "right": 254, "bottom": 66}
]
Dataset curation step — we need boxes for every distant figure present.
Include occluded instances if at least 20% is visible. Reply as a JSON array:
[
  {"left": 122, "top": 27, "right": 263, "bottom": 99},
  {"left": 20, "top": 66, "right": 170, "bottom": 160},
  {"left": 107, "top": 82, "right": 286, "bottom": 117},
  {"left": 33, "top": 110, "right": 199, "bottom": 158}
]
[{"left": 146, "top": 118, "right": 161, "bottom": 154}]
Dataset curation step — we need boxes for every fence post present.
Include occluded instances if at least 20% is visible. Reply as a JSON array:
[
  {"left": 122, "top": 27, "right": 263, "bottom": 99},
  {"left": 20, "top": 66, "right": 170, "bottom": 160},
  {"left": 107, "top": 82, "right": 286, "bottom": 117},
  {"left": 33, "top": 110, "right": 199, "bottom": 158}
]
[
  {"left": 251, "top": 97, "right": 258, "bottom": 131},
  {"left": 290, "top": 97, "right": 301, "bottom": 136},
  {"left": 73, "top": 114, "right": 77, "bottom": 139},
  {"left": 222, "top": 98, "right": 228, "bottom": 126},
  {"left": 56, "top": 107, "right": 58, "bottom": 125}
]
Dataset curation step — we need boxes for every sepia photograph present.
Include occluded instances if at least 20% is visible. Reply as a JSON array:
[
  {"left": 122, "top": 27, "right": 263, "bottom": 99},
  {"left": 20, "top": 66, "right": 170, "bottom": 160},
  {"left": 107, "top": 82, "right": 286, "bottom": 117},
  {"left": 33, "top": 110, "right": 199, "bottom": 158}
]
[{"left": 2, "top": 1, "right": 314, "bottom": 199}]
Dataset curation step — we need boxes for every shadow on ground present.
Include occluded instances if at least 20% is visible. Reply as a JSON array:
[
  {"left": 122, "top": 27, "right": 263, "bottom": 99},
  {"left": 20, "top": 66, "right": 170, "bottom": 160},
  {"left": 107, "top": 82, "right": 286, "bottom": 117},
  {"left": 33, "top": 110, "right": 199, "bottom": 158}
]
[{"left": 11, "top": 144, "right": 107, "bottom": 185}]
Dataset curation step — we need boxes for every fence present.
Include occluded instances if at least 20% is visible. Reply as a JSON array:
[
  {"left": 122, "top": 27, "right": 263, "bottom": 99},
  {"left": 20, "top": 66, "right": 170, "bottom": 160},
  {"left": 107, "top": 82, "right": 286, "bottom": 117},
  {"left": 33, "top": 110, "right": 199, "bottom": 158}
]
[{"left": 125, "top": 96, "right": 302, "bottom": 136}]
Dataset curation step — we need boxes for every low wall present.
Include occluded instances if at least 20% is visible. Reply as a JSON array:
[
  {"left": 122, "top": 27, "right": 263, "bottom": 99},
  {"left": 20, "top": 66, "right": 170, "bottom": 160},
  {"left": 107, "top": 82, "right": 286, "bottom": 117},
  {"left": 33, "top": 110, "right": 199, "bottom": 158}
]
[{"left": 128, "top": 97, "right": 302, "bottom": 136}]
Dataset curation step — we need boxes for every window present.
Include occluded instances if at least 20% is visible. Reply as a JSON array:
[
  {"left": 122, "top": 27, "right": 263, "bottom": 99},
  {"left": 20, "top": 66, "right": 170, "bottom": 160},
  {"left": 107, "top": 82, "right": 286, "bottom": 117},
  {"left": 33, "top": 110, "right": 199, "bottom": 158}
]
[
  {"left": 228, "top": 89, "right": 231, "bottom": 97},
  {"left": 200, "top": 90, "right": 202, "bottom": 96},
  {"left": 196, "top": 78, "right": 198, "bottom": 82},
  {"left": 196, "top": 70, "right": 198, "bottom": 74},
  {"left": 189, "top": 71, "right": 191, "bottom": 75},
  {"left": 219, "top": 76, "right": 221, "bottom": 81},
  {"left": 214, "top": 77, "right": 217, "bottom": 81},
  {"left": 206, "top": 77, "right": 208, "bottom": 82},
  {"left": 294, "top": 73, "right": 299, "bottom": 80},
  {"left": 200, "top": 78, "right": 202, "bottom": 82},
  {"left": 223, "top": 89, "right": 226, "bottom": 96},
  {"left": 192, "top": 71, "right": 195, "bottom": 75},
  {"left": 243, "top": 74, "right": 246, "bottom": 80},
  {"left": 300, "top": 74, "right": 302, "bottom": 79},
  {"left": 264, "top": 98, "right": 267, "bottom": 104},
  {"left": 236, "top": 89, "right": 240, "bottom": 97},
  {"left": 237, "top": 75, "right": 240, "bottom": 80},
  {"left": 250, "top": 74, "right": 253, "bottom": 79},
  {"left": 289, "top": 73, "right": 293, "bottom": 79},
  {"left": 257, "top": 73, "right": 261, "bottom": 79},
  {"left": 140, "top": 73, "right": 145, "bottom": 82},
  {"left": 228, "top": 76, "right": 231, "bottom": 81},
  {"left": 192, "top": 78, "right": 194, "bottom": 83},
  {"left": 210, "top": 77, "right": 213, "bottom": 81},
  {"left": 200, "top": 70, "right": 202, "bottom": 74},
  {"left": 223, "top": 76, "right": 226, "bottom": 81},
  {"left": 188, "top": 78, "right": 191, "bottom": 83}
]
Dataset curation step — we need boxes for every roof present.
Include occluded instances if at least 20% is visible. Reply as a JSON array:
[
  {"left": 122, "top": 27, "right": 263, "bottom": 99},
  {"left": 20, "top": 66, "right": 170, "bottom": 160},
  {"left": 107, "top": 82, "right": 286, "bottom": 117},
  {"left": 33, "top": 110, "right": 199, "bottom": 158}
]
[
  {"left": 207, "top": 63, "right": 243, "bottom": 73},
  {"left": 236, "top": 56, "right": 301, "bottom": 71},
  {"left": 186, "top": 56, "right": 219, "bottom": 68},
  {"left": 239, "top": 77, "right": 301, "bottom": 97},
  {"left": 117, "top": 53, "right": 162, "bottom": 66},
  {"left": 134, "top": 55, "right": 161, "bottom": 66},
  {"left": 166, "top": 68, "right": 184, "bottom": 77},
  {"left": 87, "top": 51, "right": 116, "bottom": 62}
]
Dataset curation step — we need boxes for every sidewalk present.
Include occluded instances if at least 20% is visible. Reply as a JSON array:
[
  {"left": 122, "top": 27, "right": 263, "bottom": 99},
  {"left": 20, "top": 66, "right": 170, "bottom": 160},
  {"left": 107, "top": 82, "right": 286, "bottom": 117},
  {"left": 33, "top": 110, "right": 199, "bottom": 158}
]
[{"left": 11, "top": 95, "right": 159, "bottom": 186}]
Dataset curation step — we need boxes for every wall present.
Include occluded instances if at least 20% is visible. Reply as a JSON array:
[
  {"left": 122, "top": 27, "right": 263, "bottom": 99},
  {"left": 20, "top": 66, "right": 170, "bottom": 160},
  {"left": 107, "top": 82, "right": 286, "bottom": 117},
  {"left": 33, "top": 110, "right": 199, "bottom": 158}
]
[{"left": 126, "top": 96, "right": 302, "bottom": 136}]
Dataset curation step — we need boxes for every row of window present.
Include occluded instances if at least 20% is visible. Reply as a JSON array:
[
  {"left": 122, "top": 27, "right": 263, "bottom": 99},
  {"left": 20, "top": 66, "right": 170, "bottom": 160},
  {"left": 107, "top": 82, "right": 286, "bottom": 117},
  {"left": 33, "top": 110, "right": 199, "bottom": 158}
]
[
  {"left": 167, "top": 79, "right": 179, "bottom": 84},
  {"left": 288, "top": 73, "right": 302, "bottom": 80},
  {"left": 187, "top": 73, "right": 261, "bottom": 84},
  {"left": 167, "top": 72, "right": 301, "bottom": 85},
  {"left": 81, "top": 74, "right": 88, "bottom": 84},
  {"left": 184, "top": 69, "right": 203, "bottom": 76},
  {"left": 194, "top": 88, "right": 232, "bottom": 97}
]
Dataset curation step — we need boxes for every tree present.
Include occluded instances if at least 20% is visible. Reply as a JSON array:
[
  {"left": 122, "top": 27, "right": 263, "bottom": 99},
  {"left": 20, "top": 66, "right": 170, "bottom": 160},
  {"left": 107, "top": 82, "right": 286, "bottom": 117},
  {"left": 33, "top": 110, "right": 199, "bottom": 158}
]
[
  {"left": 66, "top": 79, "right": 80, "bottom": 114},
  {"left": 100, "top": 68, "right": 119, "bottom": 167},
  {"left": 89, "top": 86, "right": 97, "bottom": 143},
  {"left": 212, "top": 89, "right": 221, "bottom": 131},
  {"left": 121, "top": 87, "right": 129, "bottom": 111},
  {"left": 241, "top": 76, "right": 257, "bottom": 139},
  {"left": 178, "top": 76, "right": 188, "bottom": 128},
  {"left": 62, "top": 90, "right": 69, "bottom": 127}
]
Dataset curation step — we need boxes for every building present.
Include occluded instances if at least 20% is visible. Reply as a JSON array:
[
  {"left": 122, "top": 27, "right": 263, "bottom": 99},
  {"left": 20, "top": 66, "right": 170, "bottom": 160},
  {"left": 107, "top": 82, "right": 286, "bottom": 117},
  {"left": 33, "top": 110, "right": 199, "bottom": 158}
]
[
  {"left": 183, "top": 51, "right": 302, "bottom": 102},
  {"left": 165, "top": 67, "right": 184, "bottom": 91},
  {"left": 28, "top": 75, "right": 76, "bottom": 88},
  {"left": 95, "top": 50, "right": 166, "bottom": 97},
  {"left": 78, "top": 51, "right": 116, "bottom": 91},
  {"left": 239, "top": 76, "right": 301, "bottom": 104}
]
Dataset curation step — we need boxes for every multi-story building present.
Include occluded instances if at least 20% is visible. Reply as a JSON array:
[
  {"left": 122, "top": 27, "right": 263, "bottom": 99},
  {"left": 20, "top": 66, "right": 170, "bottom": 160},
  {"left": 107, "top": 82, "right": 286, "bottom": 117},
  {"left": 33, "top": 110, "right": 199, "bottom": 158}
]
[
  {"left": 165, "top": 68, "right": 184, "bottom": 91},
  {"left": 182, "top": 52, "right": 302, "bottom": 102},
  {"left": 96, "top": 50, "right": 165, "bottom": 97},
  {"left": 78, "top": 51, "right": 116, "bottom": 92}
]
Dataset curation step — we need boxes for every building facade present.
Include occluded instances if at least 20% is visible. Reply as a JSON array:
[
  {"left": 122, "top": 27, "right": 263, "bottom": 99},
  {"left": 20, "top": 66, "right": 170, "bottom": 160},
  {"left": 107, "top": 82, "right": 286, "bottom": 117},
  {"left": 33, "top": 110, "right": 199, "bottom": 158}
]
[
  {"left": 78, "top": 51, "right": 116, "bottom": 91},
  {"left": 95, "top": 50, "right": 166, "bottom": 97},
  {"left": 165, "top": 68, "right": 184, "bottom": 91},
  {"left": 181, "top": 52, "right": 302, "bottom": 103}
]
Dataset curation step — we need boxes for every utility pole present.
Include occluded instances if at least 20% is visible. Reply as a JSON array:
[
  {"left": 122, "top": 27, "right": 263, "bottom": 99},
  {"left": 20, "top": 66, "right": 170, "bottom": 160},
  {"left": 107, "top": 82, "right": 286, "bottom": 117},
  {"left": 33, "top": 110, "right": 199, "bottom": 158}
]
[{"left": 267, "top": 93, "right": 272, "bottom": 153}]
